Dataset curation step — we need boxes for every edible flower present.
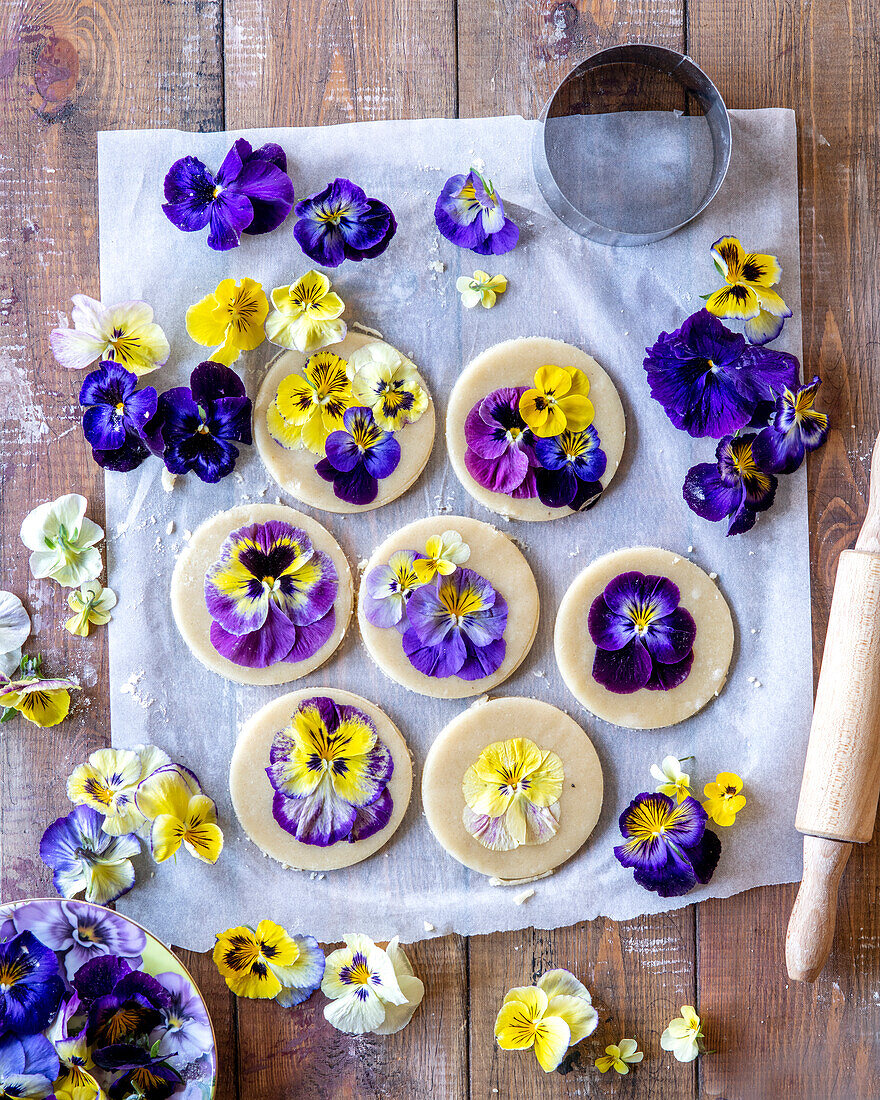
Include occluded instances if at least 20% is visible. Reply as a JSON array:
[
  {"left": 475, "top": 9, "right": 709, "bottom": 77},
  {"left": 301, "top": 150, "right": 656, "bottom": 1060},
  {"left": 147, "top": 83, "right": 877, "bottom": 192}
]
[
  {"left": 151, "top": 970, "right": 214, "bottom": 1060},
  {"left": 401, "top": 566, "right": 508, "bottom": 681},
  {"left": 752, "top": 376, "right": 829, "bottom": 474},
  {"left": 268, "top": 350, "right": 355, "bottom": 454},
  {"left": 267, "top": 696, "right": 394, "bottom": 847},
  {"left": 20, "top": 493, "right": 103, "bottom": 589},
  {"left": 322, "top": 934, "right": 424, "bottom": 1035},
  {"left": 614, "top": 793, "right": 721, "bottom": 897},
  {"left": 0, "top": 1032, "right": 59, "bottom": 1097},
  {"left": 519, "top": 365, "right": 594, "bottom": 438},
  {"left": 50, "top": 295, "right": 170, "bottom": 376},
  {"left": 0, "top": 591, "right": 30, "bottom": 677},
  {"left": 265, "top": 271, "right": 347, "bottom": 354},
  {"left": 39, "top": 805, "right": 140, "bottom": 905},
  {"left": 588, "top": 571, "right": 697, "bottom": 694},
  {"left": 347, "top": 342, "right": 429, "bottom": 432},
  {"left": 464, "top": 387, "right": 538, "bottom": 498},
  {"left": 643, "top": 310, "right": 800, "bottom": 439},
  {"left": 0, "top": 656, "right": 78, "bottom": 728},
  {"left": 435, "top": 170, "right": 519, "bottom": 255},
  {"left": 294, "top": 178, "right": 396, "bottom": 267},
  {"left": 683, "top": 433, "right": 778, "bottom": 536},
  {"left": 362, "top": 551, "right": 424, "bottom": 633},
  {"left": 163, "top": 138, "right": 295, "bottom": 251},
  {"left": 204, "top": 519, "right": 338, "bottom": 668},
  {"left": 68, "top": 745, "right": 171, "bottom": 836},
  {"left": 703, "top": 771, "right": 746, "bottom": 826},
  {"left": 660, "top": 1005, "right": 705, "bottom": 1062},
  {"left": 65, "top": 582, "right": 117, "bottom": 637},
  {"left": 213, "top": 920, "right": 325, "bottom": 1007},
  {"left": 595, "top": 1038, "right": 644, "bottom": 1075},
  {"left": 456, "top": 270, "right": 507, "bottom": 308},
  {"left": 534, "top": 426, "right": 606, "bottom": 511},
  {"left": 79, "top": 361, "right": 157, "bottom": 471},
  {"left": 0, "top": 931, "right": 65, "bottom": 1035},
  {"left": 52, "top": 1026, "right": 104, "bottom": 1100},
  {"left": 650, "top": 756, "right": 692, "bottom": 803},
  {"left": 104, "top": 1055, "right": 181, "bottom": 1099},
  {"left": 315, "top": 406, "right": 401, "bottom": 506},
  {"left": 494, "top": 970, "right": 598, "bottom": 1073},
  {"left": 134, "top": 764, "right": 223, "bottom": 865},
  {"left": 185, "top": 277, "right": 269, "bottom": 365},
  {"left": 413, "top": 530, "right": 470, "bottom": 584},
  {"left": 704, "top": 236, "right": 791, "bottom": 345},
  {"left": 145, "top": 361, "right": 252, "bottom": 483},
  {"left": 73, "top": 956, "right": 170, "bottom": 1050},
  {"left": 462, "top": 737, "right": 563, "bottom": 851}
]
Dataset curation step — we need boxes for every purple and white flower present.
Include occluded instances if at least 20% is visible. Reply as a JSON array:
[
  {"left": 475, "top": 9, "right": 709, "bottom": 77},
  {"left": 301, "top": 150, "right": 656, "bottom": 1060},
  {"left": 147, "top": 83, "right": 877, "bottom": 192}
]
[
  {"left": 151, "top": 971, "right": 214, "bottom": 1064},
  {"left": 39, "top": 805, "right": 141, "bottom": 906},
  {"left": 294, "top": 178, "right": 396, "bottom": 267},
  {"left": 464, "top": 387, "right": 538, "bottom": 498},
  {"left": 362, "top": 550, "right": 424, "bottom": 633},
  {"left": 683, "top": 433, "right": 778, "bottom": 536},
  {"left": 0, "top": 1031, "right": 59, "bottom": 1098},
  {"left": 79, "top": 361, "right": 157, "bottom": 472},
  {"left": 434, "top": 170, "right": 519, "bottom": 255},
  {"left": 315, "top": 406, "right": 401, "bottom": 506}
]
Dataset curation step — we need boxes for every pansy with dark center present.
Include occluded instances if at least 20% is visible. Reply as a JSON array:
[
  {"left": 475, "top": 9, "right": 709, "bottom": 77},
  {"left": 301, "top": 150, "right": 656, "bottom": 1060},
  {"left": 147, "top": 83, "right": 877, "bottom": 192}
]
[
  {"left": 683, "top": 433, "right": 778, "bottom": 536},
  {"left": 588, "top": 571, "right": 697, "bottom": 695},
  {"left": 534, "top": 426, "right": 607, "bottom": 510},
  {"left": 614, "top": 792, "right": 721, "bottom": 897},
  {"left": 73, "top": 954, "right": 170, "bottom": 1050},
  {"left": 0, "top": 1031, "right": 59, "bottom": 1099},
  {"left": 205, "top": 519, "right": 338, "bottom": 668},
  {"left": 434, "top": 170, "right": 519, "bottom": 255},
  {"left": 315, "top": 406, "right": 401, "bottom": 506},
  {"left": 38, "top": 805, "right": 141, "bottom": 906},
  {"left": 752, "top": 376, "right": 829, "bottom": 474},
  {"left": 101, "top": 1049, "right": 182, "bottom": 1100},
  {"left": 362, "top": 550, "right": 425, "bottom": 633},
  {"left": 463, "top": 386, "right": 538, "bottom": 498},
  {"left": 0, "top": 931, "right": 65, "bottom": 1036},
  {"left": 294, "top": 178, "right": 397, "bottom": 267},
  {"left": 79, "top": 361, "right": 157, "bottom": 472}
]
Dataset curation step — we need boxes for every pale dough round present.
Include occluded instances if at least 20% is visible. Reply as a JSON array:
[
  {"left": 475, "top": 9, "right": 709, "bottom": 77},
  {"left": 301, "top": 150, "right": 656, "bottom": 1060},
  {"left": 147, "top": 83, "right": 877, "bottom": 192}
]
[
  {"left": 254, "top": 333, "right": 435, "bottom": 513},
  {"left": 230, "top": 688, "right": 412, "bottom": 871},
  {"left": 446, "top": 337, "right": 626, "bottom": 521},
  {"left": 422, "top": 697, "right": 603, "bottom": 879},
  {"left": 171, "top": 504, "right": 353, "bottom": 687},
  {"left": 555, "top": 547, "right": 735, "bottom": 730},
  {"left": 357, "top": 515, "right": 540, "bottom": 700}
]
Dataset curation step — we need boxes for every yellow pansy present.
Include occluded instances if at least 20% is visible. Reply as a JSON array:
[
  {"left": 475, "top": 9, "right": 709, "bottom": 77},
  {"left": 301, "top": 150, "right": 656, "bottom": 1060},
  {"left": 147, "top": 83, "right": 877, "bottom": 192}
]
[
  {"left": 660, "top": 1005, "right": 704, "bottom": 1062},
  {"left": 456, "top": 270, "right": 507, "bottom": 309},
  {"left": 186, "top": 277, "right": 268, "bottom": 366},
  {"left": 703, "top": 771, "right": 746, "bottom": 826},
  {"left": 134, "top": 764, "right": 223, "bottom": 864},
  {"left": 0, "top": 674, "right": 77, "bottom": 727},
  {"left": 64, "top": 581, "right": 117, "bottom": 637},
  {"left": 705, "top": 236, "right": 792, "bottom": 344},
  {"left": 495, "top": 970, "right": 598, "bottom": 1073},
  {"left": 213, "top": 919, "right": 300, "bottom": 999},
  {"left": 347, "top": 341, "right": 429, "bottom": 432},
  {"left": 650, "top": 755, "right": 692, "bottom": 803},
  {"left": 595, "top": 1038, "right": 644, "bottom": 1074},
  {"left": 412, "top": 530, "right": 470, "bottom": 584},
  {"left": 519, "top": 365, "right": 594, "bottom": 438},
  {"left": 269, "top": 350, "right": 355, "bottom": 454},
  {"left": 265, "top": 270, "right": 347, "bottom": 354}
]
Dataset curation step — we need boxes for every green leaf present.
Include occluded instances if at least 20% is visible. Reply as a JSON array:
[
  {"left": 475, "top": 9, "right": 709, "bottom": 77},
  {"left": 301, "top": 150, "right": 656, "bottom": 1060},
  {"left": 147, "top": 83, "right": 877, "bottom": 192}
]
[{"left": 0, "top": 707, "right": 17, "bottom": 724}]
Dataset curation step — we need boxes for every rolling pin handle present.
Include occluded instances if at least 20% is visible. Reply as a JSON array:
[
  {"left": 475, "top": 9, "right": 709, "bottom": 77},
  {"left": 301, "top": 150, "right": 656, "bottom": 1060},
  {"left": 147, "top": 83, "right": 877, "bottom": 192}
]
[{"left": 786, "top": 835, "right": 853, "bottom": 982}]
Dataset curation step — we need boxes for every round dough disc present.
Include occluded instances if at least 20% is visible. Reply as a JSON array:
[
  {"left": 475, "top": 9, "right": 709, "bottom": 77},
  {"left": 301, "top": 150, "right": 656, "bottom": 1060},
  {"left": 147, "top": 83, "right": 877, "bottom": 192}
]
[
  {"left": 171, "top": 503, "right": 353, "bottom": 687},
  {"left": 254, "top": 333, "right": 436, "bottom": 513},
  {"left": 357, "top": 515, "right": 540, "bottom": 699},
  {"left": 446, "top": 337, "right": 626, "bottom": 521},
  {"left": 422, "top": 697, "right": 603, "bottom": 879},
  {"left": 230, "top": 688, "right": 412, "bottom": 871},
  {"left": 555, "top": 547, "right": 735, "bottom": 729}
]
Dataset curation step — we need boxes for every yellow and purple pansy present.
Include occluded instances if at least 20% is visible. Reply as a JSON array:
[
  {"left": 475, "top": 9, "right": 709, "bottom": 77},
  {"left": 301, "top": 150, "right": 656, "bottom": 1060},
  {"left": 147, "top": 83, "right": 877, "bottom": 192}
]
[
  {"left": 704, "top": 235, "right": 792, "bottom": 345},
  {"left": 362, "top": 550, "right": 424, "bottom": 633},
  {"left": 683, "top": 433, "right": 778, "bottom": 536},
  {"left": 752, "top": 376, "right": 829, "bottom": 474},
  {"left": 519, "top": 365, "right": 594, "bottom": 439},
  {"left": 434, "top": 169, "right": 519, "bottom": 255},
  {"left": 533, "top": 426, "right": 606, "bottom": 511},
  {"left": 614, "top": 792, "right": 720, "bottom": 897},
  {"left": 213, "top": 920, "right": 325, "bottom": 1007},
  {"left": 346, "top": 342, "right": 429, "bottom": 433},
  {"left": 293, "top": 177, "right": 396, "bottom": 267},
  {"left": 204, "top": 520, "right": 338, "bottom": 669},
  {"left": 268, "top": 350, "right": 356, "bottom": 455},
  {"left": 267, "top": 696, "right": 394, "bottom": 847},
  {"left": 315, "top": 406, "right": 401, "bottom": 506}
]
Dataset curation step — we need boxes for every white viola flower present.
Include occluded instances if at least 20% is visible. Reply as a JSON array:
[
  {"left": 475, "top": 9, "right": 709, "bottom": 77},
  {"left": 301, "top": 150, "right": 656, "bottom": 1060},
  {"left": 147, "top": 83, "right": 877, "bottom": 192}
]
[
  {"left": 650, "top": 755, "right": 692, "bottom": 803},
  {"left": 0, "top": 591, "right": 30, "bottom": 676},
  {"left": 50, "top": 295, "right": 170, "bottom": 376},
  {"left": 65, "top": 581, "right": 117, "bottom": 637},
  {"left": 660, "top": 1005, "right": 704, "bottom": 1062},
  {"left": 371, "top": 938, "right": 425, "bottom": 1035},
  {"left": 321, "top": 933, "right": 412, "bottom": 1035},
  {"left": 20, "top": 493, "right": 104, "bottom": 589}
]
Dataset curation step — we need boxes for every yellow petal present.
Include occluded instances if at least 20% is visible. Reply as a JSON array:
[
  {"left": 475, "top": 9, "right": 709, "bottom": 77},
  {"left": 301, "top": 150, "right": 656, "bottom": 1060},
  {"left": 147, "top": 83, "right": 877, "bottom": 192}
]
[
  {"left": 267, "top": 401, "right": 304, "bottom": 450},
  {"left": 546, "top": 993, "right": 597, "bottom": 1044},
  {"left": 752, "top": 286, "right": 789, "bottom": 317},
  {"left": 741, "top": 250, "right": 783, "bottom": 288},
  {"left": 716, "top": 771, "right": 743, "bottom": 793},
  {"left": 532, "top": 403, "right": 567, "bottom": 438},
  {"left": 533, "top": 1016, "right": 572, "bottom": 1072},
  {"left": 186, "top": 297, "right": 230, "bottom": 348},
  {"left": 705, "top": 284, "right": 761, "bottom": 320},
  {"left": 183, "top": 796, "right": 224, "bottom": 864},
  {"left": 292, "top": 269, "right": 332, "bottom": 306},
  {"left": 710, "top": 236, "right": 745, "bottom": 280},
  {"left": 150, "top": 813, "right": 185, "bottom": 863},
  {"left": 534, "top": 364, "right": 571, "bottom": 397},
  {"left": 563, "top": 367, "right": 591, "bottom": 400}
]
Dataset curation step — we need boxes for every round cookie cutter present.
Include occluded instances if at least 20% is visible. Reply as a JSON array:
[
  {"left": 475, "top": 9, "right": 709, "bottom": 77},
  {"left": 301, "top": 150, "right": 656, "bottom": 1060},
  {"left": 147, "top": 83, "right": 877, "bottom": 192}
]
[{"left": 532, "top": 44, "right": 731, "bottom": 246}]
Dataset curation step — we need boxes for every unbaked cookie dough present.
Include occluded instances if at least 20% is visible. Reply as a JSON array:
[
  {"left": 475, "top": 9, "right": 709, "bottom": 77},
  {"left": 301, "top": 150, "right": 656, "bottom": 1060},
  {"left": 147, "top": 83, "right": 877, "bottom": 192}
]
[
  {"left": 446, "top": 337, "right": 626, "bottom": 521},
  {"left": 230, "top": 688, "right": 412, "bottom": 871},
  {"left": 171, "top": 503, "right": 352, "bottom": 687},
  {"left": 422, "top": 697, "right": 603, "bottom": 879},
  {"left": 555, "top": 547, "right": 735, "bottom": 729},
  {"left": 358, "top": 515, "right": 540, "bottom": 700},
  {"left": 254, "top": 333, "right": 435, "bottom": 514}
]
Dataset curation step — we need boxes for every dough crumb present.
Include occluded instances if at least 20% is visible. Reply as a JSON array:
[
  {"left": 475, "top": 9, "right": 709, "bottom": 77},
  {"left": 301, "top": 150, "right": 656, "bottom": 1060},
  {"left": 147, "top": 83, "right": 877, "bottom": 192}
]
[
  {"left": 672, "top": 556, "right": 681, "bottom": 564},
  {"left": 709, "top": 571, "right": 718, "bottom": 580},
  {"left": 514, "top": 888, "right": 535, "bottom": 905},
  {"left": 687, "top": 545, "right": 694, "bottom": 553},
  {"left": 469, "top": 695, "right": 491, "bottom": 710},
  {"left": 532, "top": 669, "right": 546, "bottom": 678},
  {"left": 161, "top": 469, "right": 177, "bottom": 493},
  {"left": 182, "top": 529, "right": 192, "bottom": 541},
  {"left": 166, "top": 520, "right": 175, "bottom": 535},
  {"left": 751, "top": 628, "right": 758, "bottom": 634},
  {"left": 423, "top": 920, "right": 435, "bottom": 933},
  {"left": 357, "top": 558, "right": 369, "bottom": 572},
  {"left": 753, "top": 679, "right": 762, "bottom": 688},
  {"left": 352, "top": 321, "right": 385, "bottom": 340},
  {"left": 429, "top": 259, "right": 446, "bottom": 274},
  {"left": 748, "top": 676, "right": 756, "bottom": 683}
]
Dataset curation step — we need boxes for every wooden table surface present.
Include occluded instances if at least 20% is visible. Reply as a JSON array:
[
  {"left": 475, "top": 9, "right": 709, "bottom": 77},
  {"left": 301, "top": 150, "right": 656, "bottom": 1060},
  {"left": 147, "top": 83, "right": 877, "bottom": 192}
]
[{"left": 2, "top": 0, "right": 879, "bottom": 1096}]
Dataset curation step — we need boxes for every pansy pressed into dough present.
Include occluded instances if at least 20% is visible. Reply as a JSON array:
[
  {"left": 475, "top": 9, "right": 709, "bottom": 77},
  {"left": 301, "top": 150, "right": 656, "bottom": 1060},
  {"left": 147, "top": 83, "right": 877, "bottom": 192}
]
[{"left": 462, "top": 737, "right": 564, "bottom": 851}]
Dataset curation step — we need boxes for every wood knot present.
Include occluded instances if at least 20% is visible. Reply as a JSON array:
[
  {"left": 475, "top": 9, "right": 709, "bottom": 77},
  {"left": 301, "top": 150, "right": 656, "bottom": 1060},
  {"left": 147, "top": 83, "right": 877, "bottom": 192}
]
[{"left": 31, "top": 34, "right": 79, "bottom": 117}]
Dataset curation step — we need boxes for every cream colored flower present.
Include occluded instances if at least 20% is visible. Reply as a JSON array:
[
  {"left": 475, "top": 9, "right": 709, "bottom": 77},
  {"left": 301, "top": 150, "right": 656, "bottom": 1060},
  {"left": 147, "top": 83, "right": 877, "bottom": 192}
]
[
  {"left": 265, "top": 271, "right": 347, "bottom": 354},
  {"left": 650, "top": 755, "right": 692, "bottom": 803},
  {"left": 347, "top": 342, "right": 429, "bottom": 432},
  {"left": 456, "top": 270, "right": 507, "bottom": 309},
  {"left": 20, "top": 494, "right": 103, "bottom": 589},
  {"left": 661, "top": 1005, "right": 704, "bottom": 1062},
  {"left": 595, "top": 1038, "right": 644, "bottom": 1074},
  {"left": 65, "top": 581, "right": 117, "bottom": 637}
]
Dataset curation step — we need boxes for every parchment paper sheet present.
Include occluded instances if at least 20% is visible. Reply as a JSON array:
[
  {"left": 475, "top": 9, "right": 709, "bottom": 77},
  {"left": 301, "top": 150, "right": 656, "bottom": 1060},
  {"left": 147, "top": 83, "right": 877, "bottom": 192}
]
[{"left": 98, "top": 110, "right": 811, "bottom": 952}]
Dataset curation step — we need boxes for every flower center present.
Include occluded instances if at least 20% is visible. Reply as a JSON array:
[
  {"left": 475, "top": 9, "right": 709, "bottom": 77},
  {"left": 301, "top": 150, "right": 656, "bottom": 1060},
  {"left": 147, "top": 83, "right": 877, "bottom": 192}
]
[
  {"left": 262, "top": 576, "right": 281, "bottom": 594},
  {"left": 197, "top": 422, "right": 211, "bottom": 435},
  {"left": 627, "top": 600, "right": 657, "bottom": 635}
]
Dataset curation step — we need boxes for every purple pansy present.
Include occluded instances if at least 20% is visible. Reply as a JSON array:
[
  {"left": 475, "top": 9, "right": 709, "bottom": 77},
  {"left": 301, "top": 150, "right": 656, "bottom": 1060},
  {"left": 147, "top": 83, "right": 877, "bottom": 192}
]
[
  {"left": 752, "top": 376, "right": 829, "bottom": 474},
  {"left": 315, "top": 406, "right": 401, "bottom": 506},
  {"left": 533, "top": 426, "right": 607, "bottom": 510},
  {"left": 644, "top": 309, "right": 801, "bottom": 438},
  {"left": 100, "top": 1047, "right": 183, "bottom": 1100},
  {"left": 163, "top": 138, "right": 295, "bottom": 251},
  {"left": 0, "top": 1030, "right": 59, "bottom": 1097},
  {"left": 79, "top": 361, "right": 157, "bottom": 472},
  {"left": 144, "top": 361, "right": 252, "bottom": 483},
  {"left": 588, "top": 571, "right": 696, "bottom": 695},
  {"left": 362, "top": 550, "right": 424, "bottom": 633},
  {"left": 205, "top": 520, "right": 338, "bottom": 669},
  {"left": 293, "top": 178, "right": 396, "bottom": 267},
  {"left": 0, "top": 931, "right": 65, "bottom": 1036},
  {"left": 150, "top": 972, "right": 213, "bottom": 1066},
  {"left": 39, "top": 805, "right": 141, "bottom": 907},
  {"left": 73, "top": 955, "right": 170, "bottom": 1050},
  {"left": 464, "top": 387, "right": 538, "bottom": 498},
  {"left": 614, "top": 792, "right": 721, "bottom": 897},
  {"left": 434, "top": 170, "right": 519, "bottom": 255},
  {"left": 683, "top": 433, "right": 778, "bottom": 536},
  {"left": 402, "top": 566, "right": 508, "bottom": 680}
]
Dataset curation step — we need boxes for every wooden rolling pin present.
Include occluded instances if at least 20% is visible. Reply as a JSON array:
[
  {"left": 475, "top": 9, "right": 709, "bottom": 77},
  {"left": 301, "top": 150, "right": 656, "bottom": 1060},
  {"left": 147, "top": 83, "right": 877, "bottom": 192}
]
[{"left": 786, "top": 431, "right": 880, "bottom": 982}]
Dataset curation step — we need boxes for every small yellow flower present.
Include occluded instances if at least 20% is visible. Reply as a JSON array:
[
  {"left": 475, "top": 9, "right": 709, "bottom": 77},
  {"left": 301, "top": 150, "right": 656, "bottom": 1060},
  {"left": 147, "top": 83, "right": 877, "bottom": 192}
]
[
  {"left": 134, "top": 764, "right": 223, "bottom": 864},
  {"left": 64, "top": 581, "right": 117, "bottom": 638},
  {"left": 495, "top": 970, "right": 598, "bottom": 1072},
  {"left": 214, "top": 920, "right": 300, "bottom": 999},
  {"left": 704, "top": 236, "right": 791, "bottom": 344},
  {"left": 413, "top": 530, "right": 470, "bottom": 584},
  {"left": 186, "top": 277, "right": 268, "bottom": 366},
  {"left": 660, "top": 1005, "right": 704, "bottom": 1062},
  {"left": 265, "top": 270, "right": 347, "bottom": 354},
  {"left": 519, "top": 365, "right": 594, "bottom": 438},
  {"left": 650, "top": 755, "right": 692, "bottom": 803},
  {"left": 268, "top": 350, "right": 356, "bottom": 454},
  {"left": 456, "top": 270, "right": 507, "bottom": 309},
  {"left": 595, "top": 1038, "right": 644, "bottom": 1074},
  {"left": 703, "top": 771, "right": 746, "bottom": 826}
]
